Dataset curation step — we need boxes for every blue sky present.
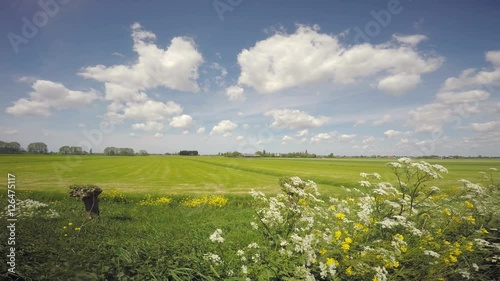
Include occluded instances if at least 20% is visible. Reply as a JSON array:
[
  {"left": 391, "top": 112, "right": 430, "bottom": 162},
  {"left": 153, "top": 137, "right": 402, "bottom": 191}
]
[{"left": 1, "top": 0, "right": 499, "bottom": 156}]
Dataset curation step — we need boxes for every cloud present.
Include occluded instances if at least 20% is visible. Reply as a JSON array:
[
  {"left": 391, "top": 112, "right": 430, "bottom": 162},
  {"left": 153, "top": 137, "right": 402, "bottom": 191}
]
[
  {"left": 393, "top": 34, "right": 428, "bottom": 47},
  {"left": 362, "top": 136, "right": 378, "bottom": 143},
  {"left": 377, "top": 73, "right": 421, "bottom": 96},
  {"left": 265, "top": 109, "right": 329, "bottom": 130},
  {"left": 406, "top": 52, "right": 500, "bottom": 135},
  {"left": 225, "top": 85, "right": 245, "bottom": 101},
  {"left": 296, "top": 129, "right": 309, "bottom": 137},
  {"left": 311, "top": 132, "right": 334, "bottom": 143},
  {"left": 384, "top": 129, "right": 402, "bottom": 139},
  {"left": 466, "top": 121, "right": 498, "bottom": 132},
  {"left": 170, "top": 114, "right": 194, "bottom": 129},
  {"left": 210, "top": 120, "right": 238, "bottom": 137},
  {"left": 354, "top": 120, "right": 366, "bottom": 127},
  {"left": 339, "top": 134, "right": 356, "bottom": 142},
  {"left": 212, "top": 63, "right": 228, "bottom": 87},
  {"left": 236, "top": 24, "right": 442, "bottom": 95},
  {"left": 116, "top": 100, "right": 183, "bottom": 122},
  {"left": 281, "top": 135, "right": 295, "bottom": 144},
  {"left": 408, "top": 90, "right": 490, "bottom": 133},
  {"left": 132, "top": 121, "right": 164, "bottom": 131},
  {"left": 236, "top": 136, "right": 245, "bottom": 143},
  {"left": 440, "top": 51, "right": 500, "bottom": 92},
  {"left": 197, "top": 127, "right": 206, "bottom": 134},
  {"left": 372, "top": 114, "right": 392, "bottom": 126},
  {"left": 486, "top": 50, "right": 500, "bottom": 66},
  {"left": 79, "top": 22, "right": 203, "bottom": 97},
  {"left": 6, "top": 80, "right": 99, "bottom": 117},
  {"left": 154, "top": 133, "right": 164, "bottom": 138}
]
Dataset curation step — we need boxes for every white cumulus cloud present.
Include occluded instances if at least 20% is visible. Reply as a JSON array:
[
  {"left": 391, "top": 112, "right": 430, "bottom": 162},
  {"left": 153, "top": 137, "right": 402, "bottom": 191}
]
[
  {"left": 170, "top": 114, "right": 194, "bottom": 129},
  {"left": 311, "top": 132, "right": 335, "bottom": 143},
  {"left": 132, "top": 121, "right": 164, "bottom": 131},
  {"left": 225, "top": 85, "right": 245, "bottom": 101},
  {"left": 265, "top": 109, "right": 329, "bottom": 130},
  {"left": 236, "top": 24, "right": 442, "bottom": 95},
  {"left": 6, "top": 80, "right": 99, "bottom": 117},
  {"left": 384, "top": 129, "right": 402, "bottom": 139},
  {"left": 79, "top": 22, "right": 203, "bottom": 96},
  {"left": 210, "top": 120, "right": 238, "bottom": 137}
]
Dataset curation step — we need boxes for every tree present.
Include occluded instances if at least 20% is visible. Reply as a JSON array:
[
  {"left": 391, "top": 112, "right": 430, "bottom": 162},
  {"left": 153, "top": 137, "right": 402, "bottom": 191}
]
[
  {"left": 104, "top": 147, "right": 135, "bottom": 156},
  {"left": 179, "top": 150, "right": 199, "bottom": 156},
  {"left": 59, "top": 146, "right": 71, "bottom": 155},
  {"left": 70, "top": 146, "right": 83, "bottom": 155},
  {"left": 0, "top": 141, "right": 21, "bottom": 154},
  {"left": 27, "top": 142, "right": 48, "bottom": 154},
  {"left": 139, "top": 150, "right": 148, "bottom": 156}
]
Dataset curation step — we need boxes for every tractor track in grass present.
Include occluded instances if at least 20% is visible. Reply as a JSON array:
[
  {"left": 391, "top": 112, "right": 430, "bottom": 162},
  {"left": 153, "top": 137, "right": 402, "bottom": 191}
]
[{"left": 183, "top": 157, "right": 357, "bottom": 189}]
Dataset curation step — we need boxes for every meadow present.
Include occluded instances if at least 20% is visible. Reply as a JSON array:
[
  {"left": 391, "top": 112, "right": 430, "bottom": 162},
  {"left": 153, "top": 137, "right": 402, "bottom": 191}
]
[
  {"left": 0, "top": 155, "right": 499, "bottom": 280},
  {"left": 1, "top": 155, "right": 498, "bottom": 195}
]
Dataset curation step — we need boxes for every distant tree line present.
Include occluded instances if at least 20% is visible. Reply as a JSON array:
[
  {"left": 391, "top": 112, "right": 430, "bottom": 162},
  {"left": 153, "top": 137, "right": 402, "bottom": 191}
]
[
  {"left": 179, "top": 150, "right": 198, "bottom": 156},
  {"left": 103, "top": 147, "right": 135, "bottom": 156},
  {"left": 220, "top": 151, "right": 241, "bottom": 157},
  {"left": 28, "top": 142, "right": 47, "bottom": 154},
  {"left": 0, "top": 141, "right": 22, "bottom": 154},
  {"left": 59, "top": 146, "right": 86, "bottom": 155}
]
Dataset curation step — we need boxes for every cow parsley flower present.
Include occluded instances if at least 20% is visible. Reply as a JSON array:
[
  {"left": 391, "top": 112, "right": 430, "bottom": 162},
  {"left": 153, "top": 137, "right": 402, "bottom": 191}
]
[{"left": 209, "top": 229, "right": 224, "bottom": 243}]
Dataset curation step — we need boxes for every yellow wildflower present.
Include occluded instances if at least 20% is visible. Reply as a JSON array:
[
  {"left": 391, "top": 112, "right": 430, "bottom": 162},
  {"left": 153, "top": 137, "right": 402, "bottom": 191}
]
[
  {"left": 74, "top": 227, "right": 81, "bottom": 231},
  {"left": 326, "top": 257, "right": 339, "bottom": 267},
  {"left": 464, "top": 201, "right": 474, "bottom": 209},
  {"left": 400, "top": 246, "right": 408, "bottom": 253},
  {"left": 344, "top": 237, "right": 353, "bottom": 244},
  {"left": 334, "top": 230, "right": 342, "bottom": 241},
  {"left": 345, "top": 266, "right": 353, "bottom": 276},
  {"left": 298, "top": 198, "right": 307, "bottom": 206},
  {"left": 480, "top": 228, "right": 489, "bottom": 234},
  {"left": 336, "top": 212, "right": 346, "bottom": 220},
  {"left": 443, "top": 208, "right": 451, "bottom": 216},
  {"left": 466, "top": 216, "right": 475, "bottom": 223},
  {"left": 319, "top": 248, "right": 327, "bottom": 256},
  {"left": 68, "top": 222, "right": 73, "bottom": 226},
  {"left": 395, "top": 234, "right": 404, "bottom": 241},
  {"left": 465, "top": 242, "right": 474, "bottom": 252},
  {"left": 449, "top": 255, "right": 458, "bottom": 263},
  {"left": 341, "top": 242, "right": 350, "bottom": 252}
]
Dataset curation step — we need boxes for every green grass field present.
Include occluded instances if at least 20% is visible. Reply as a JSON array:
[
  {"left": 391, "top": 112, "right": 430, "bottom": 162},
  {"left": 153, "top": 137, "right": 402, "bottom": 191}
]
[{"left": 1, "top": 155, "right": 498, "bottom": 195}]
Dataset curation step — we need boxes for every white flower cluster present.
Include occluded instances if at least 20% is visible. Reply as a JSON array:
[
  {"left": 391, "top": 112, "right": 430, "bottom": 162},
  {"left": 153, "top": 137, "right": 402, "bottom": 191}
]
[
  {"left": 204, "top": 163, "right": 500, "bottom": 280},
  {"left": 459, "top": 179, "right": 485, "bottom": 195},
  {"left": 2, "top": 199, "right": 59, "bottom": 219},
  {"left": 209, "top": 229, "right": 224, "bottom": 243}
]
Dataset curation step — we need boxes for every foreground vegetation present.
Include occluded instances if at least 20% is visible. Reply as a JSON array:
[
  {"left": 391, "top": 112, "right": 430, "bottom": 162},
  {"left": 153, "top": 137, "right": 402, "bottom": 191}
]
[{"left": 0, "top": 157, "right": 499, "bottom": 280}]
